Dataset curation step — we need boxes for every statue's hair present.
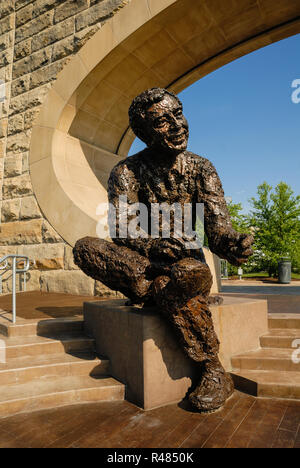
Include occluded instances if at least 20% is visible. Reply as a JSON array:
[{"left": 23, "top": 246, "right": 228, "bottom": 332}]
[{"left": 129, "top": 88, "right": 182, "bottom": 144}]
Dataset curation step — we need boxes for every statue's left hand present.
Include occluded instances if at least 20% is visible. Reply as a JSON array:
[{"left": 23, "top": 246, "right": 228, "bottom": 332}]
[{"left": 225, "top": 232, "right": 254, "bottom": 266}]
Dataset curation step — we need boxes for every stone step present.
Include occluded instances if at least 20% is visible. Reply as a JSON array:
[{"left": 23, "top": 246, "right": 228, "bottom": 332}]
[
  {"left": 268, "top": 314, "right": 300, "bottom": 330},
  {"left": 231, "top": 348, "right": 300, "bottom": 372},
  {"left": 232, "top": 370, "right": 300, "bottom": 400},
  {"left": 0, "top": 334, "right": 95, "bottom": 359},
  {"left": 260, "top": 329, "right": 300, "bottom": 349},
  {"left": 0, "top": 352, "right": 109, "bottom": 385},
  {"left": 0, "top": 375, "right": 125, "bottom": 419},
  {"left": 0, "top": 316, "right": 84, "bottom": 338}
]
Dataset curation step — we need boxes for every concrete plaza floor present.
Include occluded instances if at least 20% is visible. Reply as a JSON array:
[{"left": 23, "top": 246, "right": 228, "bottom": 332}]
[
  {"left": 222, "top": 280, "right": 300, "bottom": 315},
  {"left": 0, "top": 288, "right": 299, "bottom": 448},
  {"left": 222, "top": 280, "right": 300, "bottom": 295},
  {"left": 0, "top": 392, "right": 299, "bottom": 448}
]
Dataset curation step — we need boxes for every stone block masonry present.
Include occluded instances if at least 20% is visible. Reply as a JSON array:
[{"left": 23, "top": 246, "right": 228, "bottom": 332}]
[{"left": 0, "top": 0, "right": 130, "bottom": 297}]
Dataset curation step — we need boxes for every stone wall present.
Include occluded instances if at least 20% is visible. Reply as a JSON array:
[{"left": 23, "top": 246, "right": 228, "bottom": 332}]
[{"left": 0, "top": 0, "right": 130, "bottom": 296}]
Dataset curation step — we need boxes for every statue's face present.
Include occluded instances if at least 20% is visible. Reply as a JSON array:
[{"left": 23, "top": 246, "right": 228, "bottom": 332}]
[{"left": 143, "top": 94, "right": 189, "bottom": 154}]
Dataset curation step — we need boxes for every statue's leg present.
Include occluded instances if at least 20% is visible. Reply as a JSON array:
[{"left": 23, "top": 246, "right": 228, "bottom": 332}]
[
  {"left": 152, "top": 258, "right": 234, "bottom": 413},
  {"left": 73, "top": 237, "right": 153, "bottom": 304}
]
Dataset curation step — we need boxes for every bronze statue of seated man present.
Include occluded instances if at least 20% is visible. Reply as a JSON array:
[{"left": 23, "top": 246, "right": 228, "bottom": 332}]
[{"left": 73, "top": 88, "right": 253, "bottom": 413}]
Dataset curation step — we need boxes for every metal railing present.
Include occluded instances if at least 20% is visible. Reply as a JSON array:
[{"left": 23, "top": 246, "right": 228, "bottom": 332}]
[
  {"left": 220, "top": 259, "right": 229, "bottom": 280},
  {"left": 0, "top": 255, "right": 33, "bottom": 324}
]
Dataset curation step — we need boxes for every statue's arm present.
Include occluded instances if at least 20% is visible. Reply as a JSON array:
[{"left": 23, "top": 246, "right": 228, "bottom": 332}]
[
  {"left": 107, "top": 161, "right": 152, "bottom": 256},
  {"left": 197, "top": 158, "right": 253, "bottom": 266}
]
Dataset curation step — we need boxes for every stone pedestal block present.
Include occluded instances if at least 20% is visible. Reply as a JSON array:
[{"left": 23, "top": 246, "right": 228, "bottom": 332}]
[
  {"left": 83, "top": 297, "right": 268, "bottom": 410},
  {"left": 203, "top": 247, "right": 221, "bottom": 294}
]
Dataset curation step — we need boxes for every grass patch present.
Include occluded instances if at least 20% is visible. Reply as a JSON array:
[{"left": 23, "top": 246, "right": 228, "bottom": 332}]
[{"left": 243, "top": 272, "right": 269, "bottom": 278}]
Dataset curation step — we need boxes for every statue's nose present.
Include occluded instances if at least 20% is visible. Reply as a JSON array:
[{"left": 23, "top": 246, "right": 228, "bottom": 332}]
[{"left": 170, "top": 114, "right": 181, "bottom": 129}]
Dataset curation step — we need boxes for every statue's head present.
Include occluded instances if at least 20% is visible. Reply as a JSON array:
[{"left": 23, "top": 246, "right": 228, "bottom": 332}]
[{"left": 129, "top": 88, "right": 189, "bottom": 155}]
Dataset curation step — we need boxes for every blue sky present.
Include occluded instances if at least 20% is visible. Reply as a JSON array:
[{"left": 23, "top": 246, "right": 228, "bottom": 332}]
[{"left": 129, "top": 33, "right": 300, "bottom": 213}]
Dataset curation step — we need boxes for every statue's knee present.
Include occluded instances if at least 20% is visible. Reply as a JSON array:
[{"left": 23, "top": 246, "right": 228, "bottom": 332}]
[
  {"left": 73, "top": 237, "right": 110, "bottom": 266},
  {"left": 171, "top": 258, "right": 213, "bottom": 297},
  {"left": 73, "top": 237, "right": 90, "bottom": 263}
]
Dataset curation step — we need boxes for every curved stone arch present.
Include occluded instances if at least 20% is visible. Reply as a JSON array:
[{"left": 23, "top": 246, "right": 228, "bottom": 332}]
[{"left": 29, "top": 0, "right": 300, "bottom": 246}]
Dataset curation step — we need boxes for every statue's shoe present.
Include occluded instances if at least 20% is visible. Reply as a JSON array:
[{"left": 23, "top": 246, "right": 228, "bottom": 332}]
[{"left": 189, "top": 359, "right": 234, "bottom": 413}]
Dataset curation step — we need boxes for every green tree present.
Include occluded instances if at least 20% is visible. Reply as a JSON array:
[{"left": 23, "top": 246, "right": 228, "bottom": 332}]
[
  {"left": 226, "top": 201, "right": 252, "bottom": 275},
  {"left": 291, "top": 241, "right": 300, "bottom": 273},
  {"left": 249, "top": 182, "right": 300, "bottom": 276},
  {"left": 227, "top": 201, "right": 251, "bottom": 234}
]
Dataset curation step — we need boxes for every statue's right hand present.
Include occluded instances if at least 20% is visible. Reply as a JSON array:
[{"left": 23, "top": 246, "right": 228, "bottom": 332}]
[{"left": 150, "top": 238, "right": 184, "bottom": 261}]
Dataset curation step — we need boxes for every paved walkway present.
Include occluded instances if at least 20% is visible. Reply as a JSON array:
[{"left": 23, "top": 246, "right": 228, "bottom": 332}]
[
  {"left": 0, "top": 291, "right": 299, "bottom": 448},
  {"left": 0, "top": 291, "right": 104, "bottom": 323},
  {"left": 222, "top": 280, "right": 300, "bottom": 295},
  {"left": 221, "top": 281, "right": 300, "bottom": 315},
  {"left": 0, "top": 392, "right": 299, "bottom": 448}
]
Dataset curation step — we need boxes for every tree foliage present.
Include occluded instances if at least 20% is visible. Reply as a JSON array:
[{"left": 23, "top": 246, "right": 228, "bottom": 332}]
[
  {"left": 248, "top": 182, "right": 300, "bottom": 276},
  {"left": 226, "top": 202, "right": 252, "bottom": 275},
  {"left": 227, "top": 201, "right": 251, "bottom": 234}
]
